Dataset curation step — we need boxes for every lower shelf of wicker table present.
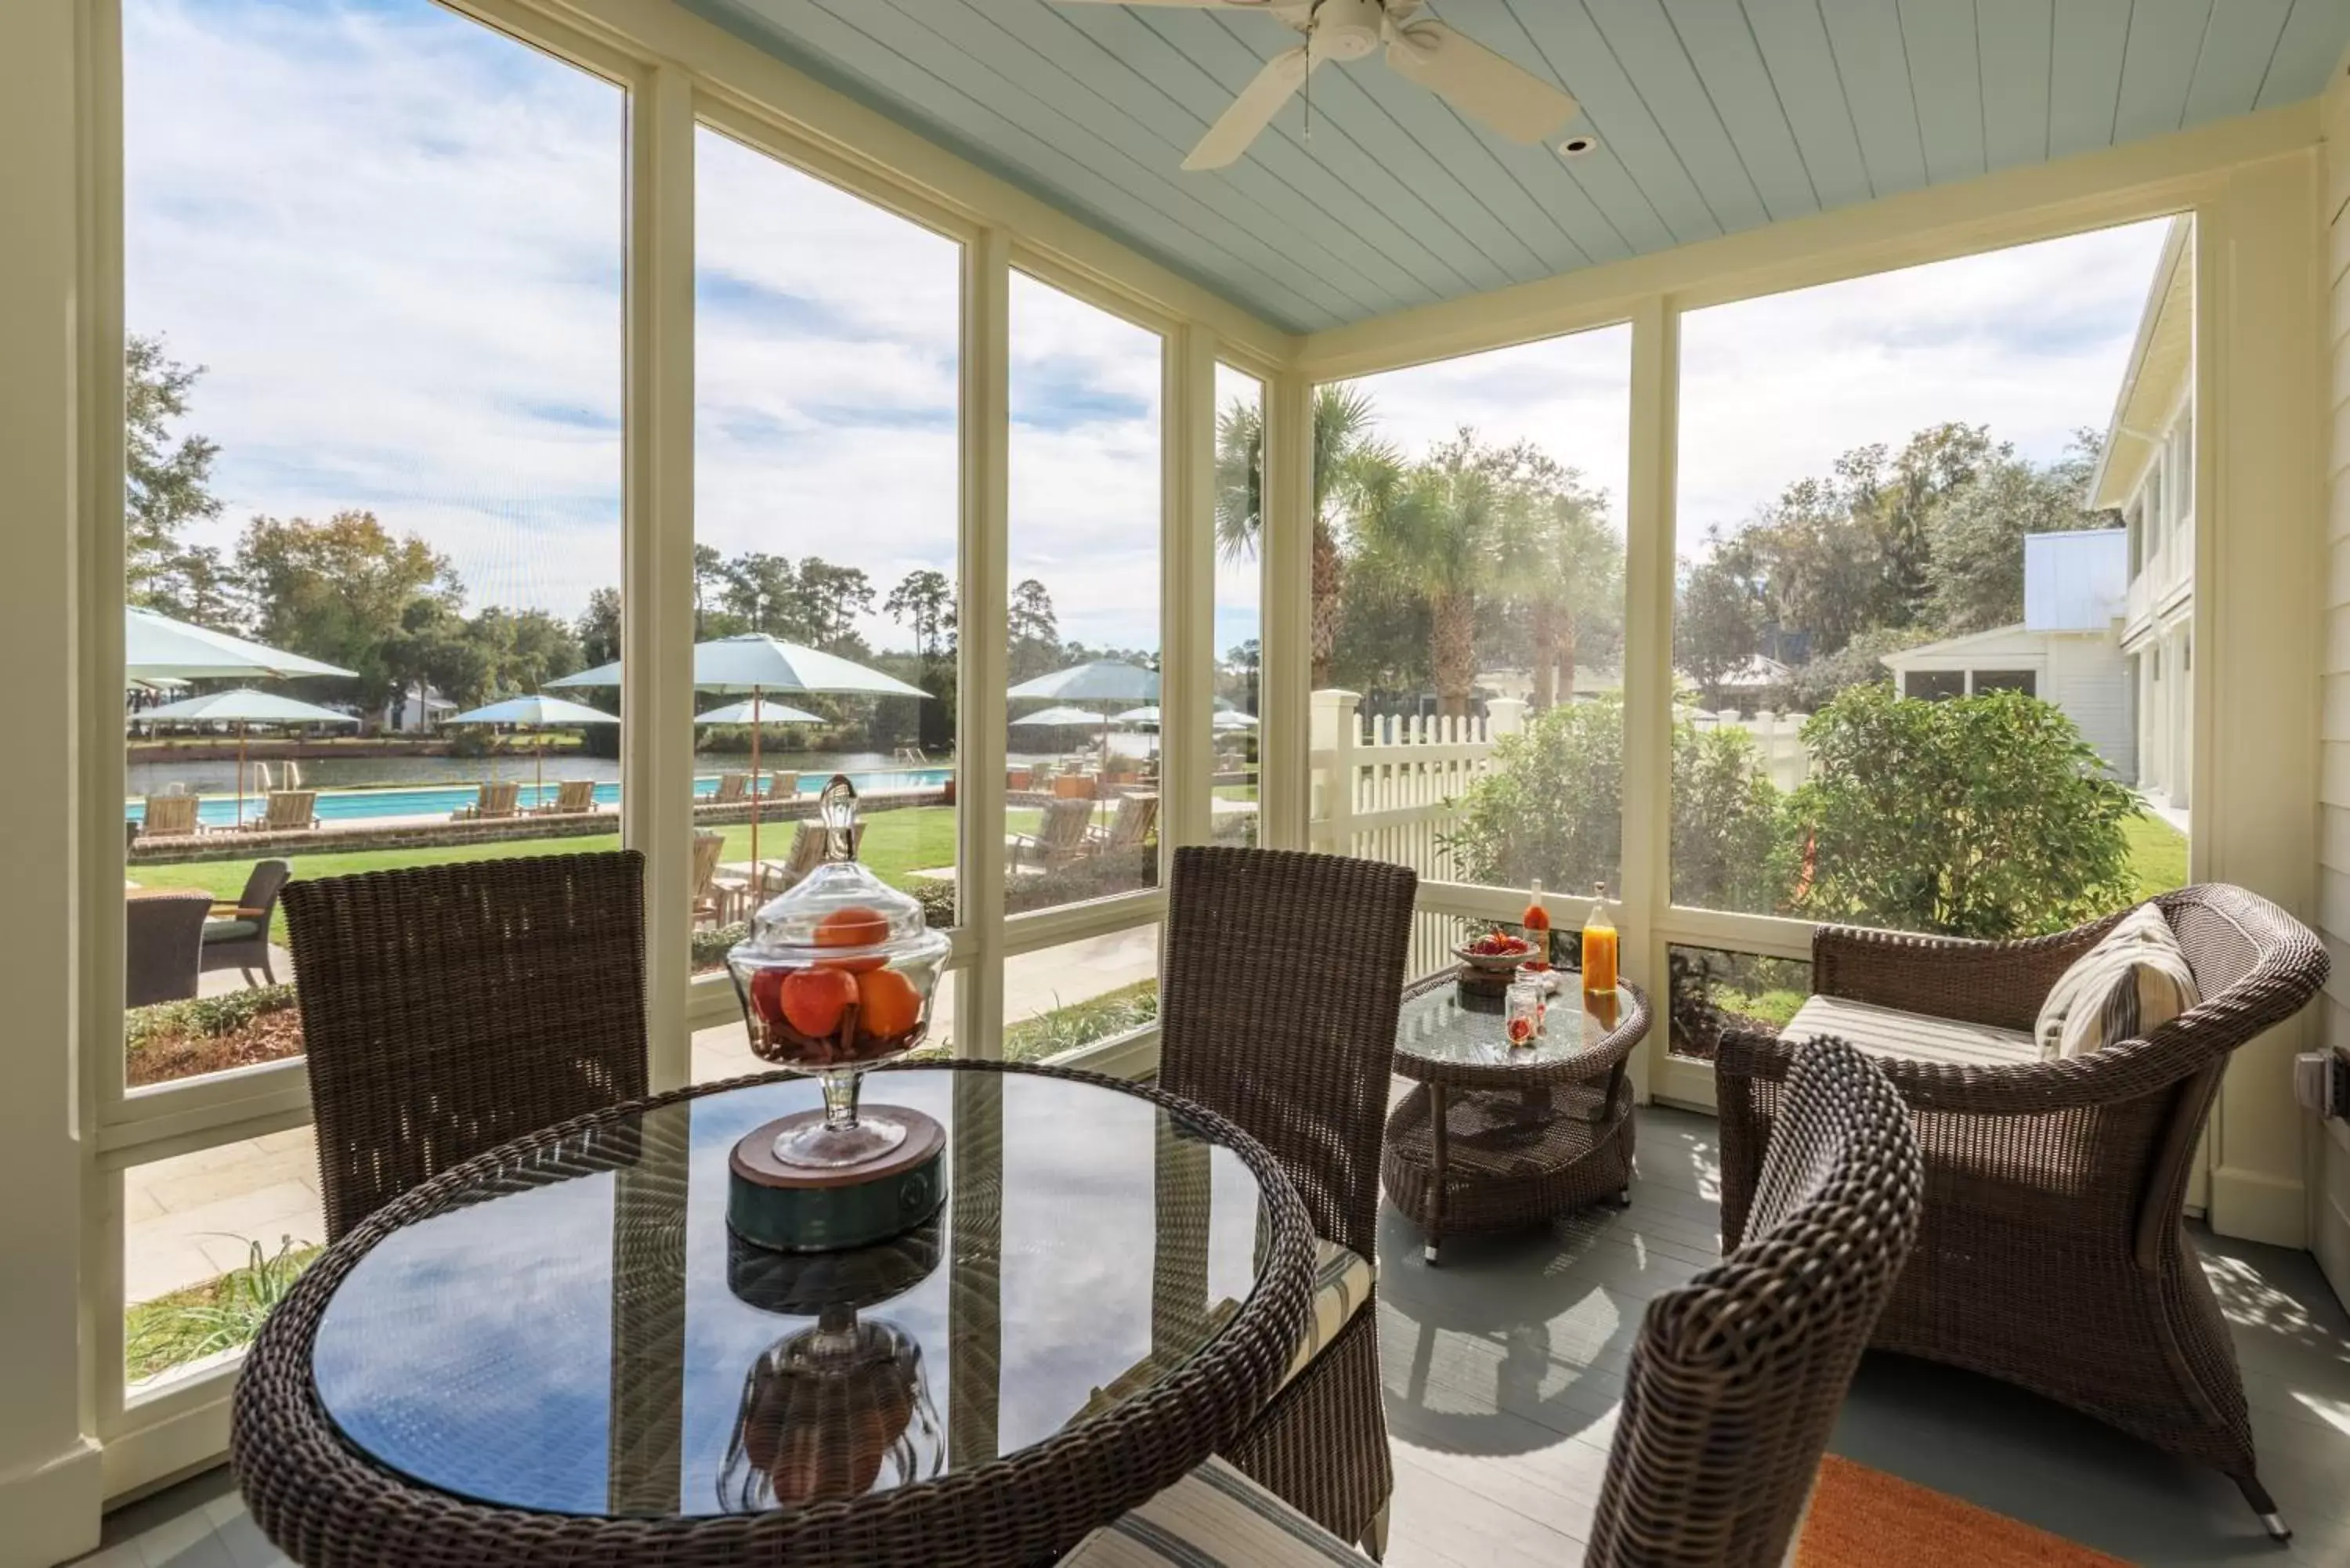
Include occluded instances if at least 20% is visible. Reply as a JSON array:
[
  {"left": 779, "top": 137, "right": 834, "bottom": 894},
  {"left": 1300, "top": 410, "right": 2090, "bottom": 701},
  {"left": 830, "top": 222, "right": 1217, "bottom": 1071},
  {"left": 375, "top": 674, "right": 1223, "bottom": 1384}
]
[{"left": 1381, "top": 1078, "right": 1636, "bottom": 1247}]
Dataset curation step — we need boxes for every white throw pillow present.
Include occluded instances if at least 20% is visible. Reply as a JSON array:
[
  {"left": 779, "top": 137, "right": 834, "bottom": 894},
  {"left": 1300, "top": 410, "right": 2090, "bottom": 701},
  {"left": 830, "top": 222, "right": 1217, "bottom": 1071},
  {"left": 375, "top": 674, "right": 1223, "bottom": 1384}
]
[{"left": 2034, "top": 902, "right": 2200, "bottom": 1060}]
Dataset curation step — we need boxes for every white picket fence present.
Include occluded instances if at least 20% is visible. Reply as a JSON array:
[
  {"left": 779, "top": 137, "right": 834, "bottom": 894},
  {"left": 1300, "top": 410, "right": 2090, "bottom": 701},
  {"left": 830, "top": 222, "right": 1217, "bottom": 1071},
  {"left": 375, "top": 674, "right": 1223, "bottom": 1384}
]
[
  {"left": 1306, "top": 691, "right": 1813, "bottom": 977},
  {"left": 1307, "top": 691, "right": 1523, "bottom": 977}
]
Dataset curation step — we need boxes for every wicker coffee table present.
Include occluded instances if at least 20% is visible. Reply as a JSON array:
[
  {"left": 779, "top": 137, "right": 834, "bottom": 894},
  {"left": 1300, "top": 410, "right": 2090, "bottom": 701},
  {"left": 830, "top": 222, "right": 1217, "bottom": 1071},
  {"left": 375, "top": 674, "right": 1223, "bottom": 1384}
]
[
  {"left": 232, "top": 1061, "right": 1314, "bottom": 1568},
  {"left": 1383, "top": 970, "right": 1650, "bottom": 1263}
]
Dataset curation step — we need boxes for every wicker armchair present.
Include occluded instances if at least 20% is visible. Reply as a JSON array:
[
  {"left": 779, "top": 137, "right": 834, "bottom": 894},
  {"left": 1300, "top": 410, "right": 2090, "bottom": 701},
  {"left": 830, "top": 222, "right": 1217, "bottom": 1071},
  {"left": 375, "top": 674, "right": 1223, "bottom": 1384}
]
[
  {"left": 1158, "top": 845, "right": 1419, "bottom": 1554},
  {"left": 1715, "top": 883, "right": 2328, "bottom": 1541},
  {"left": 1587, "top": 1038, "right": 1922, "bottom": 1566},
  {"left": 281, "top": 850, "right": 649, "bottom": 1241}
]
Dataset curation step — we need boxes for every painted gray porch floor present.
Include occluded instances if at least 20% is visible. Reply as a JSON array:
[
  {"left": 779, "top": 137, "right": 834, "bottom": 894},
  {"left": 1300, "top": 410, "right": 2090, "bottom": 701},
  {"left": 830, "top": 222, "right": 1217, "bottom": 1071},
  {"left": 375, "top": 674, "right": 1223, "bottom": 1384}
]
[{"left": 75, "top": 1106, "right": 2350, "bottom": 1568}]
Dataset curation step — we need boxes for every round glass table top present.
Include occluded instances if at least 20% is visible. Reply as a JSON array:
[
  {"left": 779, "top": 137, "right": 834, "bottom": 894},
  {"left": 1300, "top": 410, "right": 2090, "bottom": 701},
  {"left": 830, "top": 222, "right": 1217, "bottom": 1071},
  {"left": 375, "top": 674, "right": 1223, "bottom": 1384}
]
[
  {"left": 1394, "top": 975, "right": 1644, "bottom": 1073},
  {"left": 309, "top": 1068, "right": 1280, "bottom": 1518}
]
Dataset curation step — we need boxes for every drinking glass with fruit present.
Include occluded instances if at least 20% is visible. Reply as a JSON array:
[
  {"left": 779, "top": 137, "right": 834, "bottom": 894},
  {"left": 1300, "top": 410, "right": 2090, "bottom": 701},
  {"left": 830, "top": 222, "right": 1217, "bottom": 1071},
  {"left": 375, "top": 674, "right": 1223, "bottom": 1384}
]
[{"left": 727, "top": 778, "right": 950, "bottom": 1169}]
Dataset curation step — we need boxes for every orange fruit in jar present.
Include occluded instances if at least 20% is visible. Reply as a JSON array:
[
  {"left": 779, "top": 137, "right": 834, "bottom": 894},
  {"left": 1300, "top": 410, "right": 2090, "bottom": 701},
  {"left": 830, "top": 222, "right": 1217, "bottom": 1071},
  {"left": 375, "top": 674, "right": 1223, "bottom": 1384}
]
[
  {"left": 778, "top": 966, "right": 857, "bottom": 1039},
  {"left": 813, "top": 905, "right": 890, "bottom": 973},
  {"left": 855, "top": 967, "right": 923, "bottom": 1041}
]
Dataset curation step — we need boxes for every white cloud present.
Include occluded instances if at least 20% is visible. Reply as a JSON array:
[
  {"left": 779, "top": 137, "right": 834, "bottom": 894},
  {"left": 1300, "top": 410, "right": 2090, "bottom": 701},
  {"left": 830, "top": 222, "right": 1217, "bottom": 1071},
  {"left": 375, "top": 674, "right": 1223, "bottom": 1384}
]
[
  {"left": 1331, "top": 219, "right": 2170, "bottom": 577},
  {"left": 1677, "top": 220, "right": 2171, "bottom": 547}
]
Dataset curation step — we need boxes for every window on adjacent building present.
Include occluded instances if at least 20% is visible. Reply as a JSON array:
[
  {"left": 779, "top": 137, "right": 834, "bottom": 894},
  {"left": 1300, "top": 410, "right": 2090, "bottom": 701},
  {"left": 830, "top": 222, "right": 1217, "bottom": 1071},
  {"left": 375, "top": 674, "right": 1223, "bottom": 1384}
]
[
  {"left": 1902, "top": 670, "right": 1968, "bottom": 702},
  {"left": 1972, "top": 670, "right": 2038, "bottom": 697}
]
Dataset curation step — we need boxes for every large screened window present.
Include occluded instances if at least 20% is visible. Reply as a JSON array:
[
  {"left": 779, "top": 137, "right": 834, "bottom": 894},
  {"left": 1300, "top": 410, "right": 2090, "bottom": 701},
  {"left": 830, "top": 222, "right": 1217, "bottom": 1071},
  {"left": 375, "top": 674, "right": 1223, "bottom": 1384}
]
[
  {"left": 118, "top": 0, "right": 625, "bottom": 1384},
  {"left": 689, "top": 124, "right": 962, "bottom": 990},
  {"left": 1005, "top": 274, "right": 1164, "bottom": 915},
  {"left": 1311, "top": 328, "right": 1631, "bottom": 972},
  {"left": 1670, "top": 219, "right": 2189, "bottom": 962}
]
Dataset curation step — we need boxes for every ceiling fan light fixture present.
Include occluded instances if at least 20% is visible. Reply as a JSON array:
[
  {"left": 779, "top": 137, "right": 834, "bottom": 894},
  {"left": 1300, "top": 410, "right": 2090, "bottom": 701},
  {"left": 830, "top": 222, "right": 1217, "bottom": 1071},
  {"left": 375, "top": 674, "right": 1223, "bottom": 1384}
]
[{"left": 1558, "top": 134, "right": 1599, "bottom": 158}]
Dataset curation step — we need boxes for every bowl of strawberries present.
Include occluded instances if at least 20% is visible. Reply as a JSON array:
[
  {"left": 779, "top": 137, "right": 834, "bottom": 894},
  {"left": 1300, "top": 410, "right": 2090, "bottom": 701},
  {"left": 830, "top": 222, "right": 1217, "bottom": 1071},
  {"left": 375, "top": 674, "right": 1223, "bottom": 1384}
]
[{"left": 1454, "top": 929, "right": 1535, "bottom": 977}]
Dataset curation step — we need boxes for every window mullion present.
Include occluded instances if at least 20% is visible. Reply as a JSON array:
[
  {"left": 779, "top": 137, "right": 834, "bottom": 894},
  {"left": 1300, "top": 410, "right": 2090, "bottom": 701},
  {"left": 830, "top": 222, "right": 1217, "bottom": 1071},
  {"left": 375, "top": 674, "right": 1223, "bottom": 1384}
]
[
  {"left": 627, "top": 63, "right": 698, "bottom": 1093},
  {"left": 956, "top": 228, "right": 1011, "bottom": 1061},
  {"left": 1622, "top": 296, "right": 1678, "bottom": 1104}
]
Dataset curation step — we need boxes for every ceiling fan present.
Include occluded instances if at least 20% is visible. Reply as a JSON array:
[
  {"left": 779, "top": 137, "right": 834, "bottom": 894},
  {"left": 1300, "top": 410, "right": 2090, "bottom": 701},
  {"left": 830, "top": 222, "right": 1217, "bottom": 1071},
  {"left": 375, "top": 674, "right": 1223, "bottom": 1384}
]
[{"left": 1053, "top": 0, "right": 1581, "bottom": 171}]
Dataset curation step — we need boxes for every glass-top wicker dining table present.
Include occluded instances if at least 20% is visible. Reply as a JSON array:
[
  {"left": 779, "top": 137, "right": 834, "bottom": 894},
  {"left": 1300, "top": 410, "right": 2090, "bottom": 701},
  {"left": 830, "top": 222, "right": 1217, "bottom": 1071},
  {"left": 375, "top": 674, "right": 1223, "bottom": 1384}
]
[{"left": 230, "top": 1062, "right": 1316, "bottom": 1568}]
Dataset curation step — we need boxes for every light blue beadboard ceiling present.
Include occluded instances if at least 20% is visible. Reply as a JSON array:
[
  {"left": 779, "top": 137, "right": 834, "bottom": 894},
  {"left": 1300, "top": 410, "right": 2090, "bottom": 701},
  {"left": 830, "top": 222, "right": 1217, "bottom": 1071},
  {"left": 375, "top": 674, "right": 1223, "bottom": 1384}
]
[{"left": 682, "top": 0, "right": 2350, "bottom": 332}]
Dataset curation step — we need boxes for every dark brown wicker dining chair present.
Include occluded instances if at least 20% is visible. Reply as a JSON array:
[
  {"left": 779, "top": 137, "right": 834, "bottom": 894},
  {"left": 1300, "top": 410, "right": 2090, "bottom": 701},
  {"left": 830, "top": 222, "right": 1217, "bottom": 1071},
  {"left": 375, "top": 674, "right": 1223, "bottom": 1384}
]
[
  {"left": 1586, "top": 1038, "right": 1924, "bottom": 1568},
  {"left": 1715, "top": 882, "right": 2328, "bottom": 1541},
  {"left": 281, "top": 850, "right": 649, "bottom": 1241},
  {"left": 1158, "top": 844, "right": 1419, "bottom": 1555}
]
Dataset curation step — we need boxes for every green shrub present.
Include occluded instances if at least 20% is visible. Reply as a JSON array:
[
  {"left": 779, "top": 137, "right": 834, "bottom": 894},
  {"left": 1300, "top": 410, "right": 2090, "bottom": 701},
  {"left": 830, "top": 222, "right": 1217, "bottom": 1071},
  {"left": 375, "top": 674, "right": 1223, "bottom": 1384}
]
[
  {"left": 691, "top": 921, "right": 750, "bottom": 970},
  {"left": 1444, "top": 696, "right": 1781, "bottom": 912},
  {"left": 1781, "top": 685, "right": 2138, "bottom": 939},
  {"left": 125, "top": 983, "right": 298, "bottom": 1053}
]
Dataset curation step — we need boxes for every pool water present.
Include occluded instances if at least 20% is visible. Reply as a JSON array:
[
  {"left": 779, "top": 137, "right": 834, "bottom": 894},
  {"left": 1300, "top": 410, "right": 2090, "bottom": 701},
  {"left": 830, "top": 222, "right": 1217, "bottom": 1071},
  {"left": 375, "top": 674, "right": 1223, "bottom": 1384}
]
[{"left": 127, "top": 768, "right": 953, "bottom": 830}]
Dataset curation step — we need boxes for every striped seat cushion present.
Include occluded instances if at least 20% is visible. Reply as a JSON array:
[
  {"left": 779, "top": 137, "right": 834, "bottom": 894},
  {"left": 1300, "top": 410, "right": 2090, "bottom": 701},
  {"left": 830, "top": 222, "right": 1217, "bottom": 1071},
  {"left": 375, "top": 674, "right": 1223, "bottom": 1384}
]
[
  {"left": 1057, "top": 1456, "right": 1365, "bottom": 1566},
  {"left": 1286, "top": 1237, "right": 1373, "bottom": 1388},
  {"left": 2034, "top": 901, "right": 2200, "bottom": 1060},
  {"left": 1779, "top": 994, "right": 2038, "bottom": 1071}
]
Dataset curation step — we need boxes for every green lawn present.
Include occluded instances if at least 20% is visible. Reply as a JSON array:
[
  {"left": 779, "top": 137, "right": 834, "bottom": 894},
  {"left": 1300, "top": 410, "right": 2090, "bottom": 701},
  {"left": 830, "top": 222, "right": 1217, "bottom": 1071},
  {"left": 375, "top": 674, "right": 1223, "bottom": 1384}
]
[
  {"left": 128, "top": 805, "right": 1021, "bottom": 941},
  {"left": 2126, "top": 812, "right": 2189, "bottom": 900}
]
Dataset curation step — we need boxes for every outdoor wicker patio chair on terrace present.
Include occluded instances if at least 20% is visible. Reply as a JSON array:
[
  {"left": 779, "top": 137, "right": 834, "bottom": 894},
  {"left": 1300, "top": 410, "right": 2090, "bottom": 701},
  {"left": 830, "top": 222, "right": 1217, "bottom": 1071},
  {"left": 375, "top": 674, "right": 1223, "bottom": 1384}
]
[{"left": 1715, "top": 882, "right": 2329, "bottom": 1541}]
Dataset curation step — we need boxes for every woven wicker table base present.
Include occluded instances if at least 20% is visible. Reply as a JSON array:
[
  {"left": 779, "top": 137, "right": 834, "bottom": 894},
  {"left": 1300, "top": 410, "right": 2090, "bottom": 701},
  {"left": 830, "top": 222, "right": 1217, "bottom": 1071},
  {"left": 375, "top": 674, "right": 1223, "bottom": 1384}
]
[{"left": 1382, "top": 1079, "right": 1635, "bottom": 1262}]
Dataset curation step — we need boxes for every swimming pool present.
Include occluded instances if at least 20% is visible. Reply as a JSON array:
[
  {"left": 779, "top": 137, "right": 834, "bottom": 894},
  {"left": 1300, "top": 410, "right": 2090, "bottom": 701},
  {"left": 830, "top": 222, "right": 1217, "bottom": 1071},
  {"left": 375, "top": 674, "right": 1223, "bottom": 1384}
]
[{"left": 126, "top": 768, "right": 953, "bottom": 830}]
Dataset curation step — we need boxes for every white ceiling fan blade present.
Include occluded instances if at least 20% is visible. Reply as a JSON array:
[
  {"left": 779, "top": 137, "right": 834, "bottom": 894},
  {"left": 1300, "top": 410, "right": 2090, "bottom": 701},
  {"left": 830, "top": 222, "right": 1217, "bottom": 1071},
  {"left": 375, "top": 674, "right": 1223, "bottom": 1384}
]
[
  {"left": 1183, "top": 47, "right": 1312, "bottom": 171},
  {"left": 1054, "top": 1, "right": 1300, "bottom": 9},
  {"left": 1385, "top": 21, "right": 1578, "bottom": 144}
]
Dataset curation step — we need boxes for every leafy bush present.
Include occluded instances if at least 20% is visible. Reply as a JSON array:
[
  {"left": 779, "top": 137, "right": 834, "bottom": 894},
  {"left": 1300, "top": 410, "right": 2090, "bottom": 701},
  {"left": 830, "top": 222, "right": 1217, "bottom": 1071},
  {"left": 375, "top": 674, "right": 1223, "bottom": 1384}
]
[
  {"left": 690, "top": 921, "right": 750, "bottom": 970},
  {"left": 1781, "top": 685, "right": 2138, "bottom": 938},
  {"left": 125, "top": 983, "right": 298, "bottom": 1052},
  {"left": 1668, "top": 723, "right": 1784, "bottom": 915},
  {"left": 1667, "top": 947, "right": 1810, "bottom": 1061},
  {"left": 1444, "top": 696, "right": 1781, "bottom": 912}
]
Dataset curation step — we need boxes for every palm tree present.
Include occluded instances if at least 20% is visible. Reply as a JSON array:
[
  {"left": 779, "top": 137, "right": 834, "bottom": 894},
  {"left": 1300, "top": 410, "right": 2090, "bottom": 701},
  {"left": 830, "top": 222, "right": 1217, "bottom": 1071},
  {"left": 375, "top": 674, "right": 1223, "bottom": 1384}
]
[
  {"left": 1486, "top": 445, "right": 1624, "bottom": 707},
  {"left": 1213, "top": 383, "right": 1399, "bottom": 689},
  {"left": 1357, "top": 431, "right": 1506, "bottom": 720}
]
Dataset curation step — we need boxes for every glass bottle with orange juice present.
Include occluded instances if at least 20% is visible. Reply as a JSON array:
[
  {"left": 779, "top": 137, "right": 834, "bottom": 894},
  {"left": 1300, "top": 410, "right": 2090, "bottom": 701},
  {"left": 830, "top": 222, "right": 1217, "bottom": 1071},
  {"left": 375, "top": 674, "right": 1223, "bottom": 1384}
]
[{"left": 1581, "top": 881, "right": 1618, "bottom": 1000}]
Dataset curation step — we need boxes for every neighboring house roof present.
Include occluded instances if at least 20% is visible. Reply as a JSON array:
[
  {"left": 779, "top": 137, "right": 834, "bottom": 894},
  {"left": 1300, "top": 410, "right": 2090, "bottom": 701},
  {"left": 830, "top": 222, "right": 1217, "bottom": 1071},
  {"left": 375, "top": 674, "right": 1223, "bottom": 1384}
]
[
  {"left": 2088, "top": 216, "right": 2194, "bottom": 511},
  {"left": 2024, "top": 529, "right": 2127, "bottom": 631},
  {"left": 1881, "top": 624, "right": 2051, "bottom": 669},
  {"left": 1714, "top": 654, "right": 1793, "bottom": 688}
]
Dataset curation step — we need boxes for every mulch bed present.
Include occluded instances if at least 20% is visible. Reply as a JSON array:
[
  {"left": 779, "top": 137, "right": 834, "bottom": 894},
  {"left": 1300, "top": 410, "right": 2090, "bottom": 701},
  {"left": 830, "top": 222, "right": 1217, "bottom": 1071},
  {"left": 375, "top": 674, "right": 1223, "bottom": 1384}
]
[{"left": 128, "top": 1010, "right": 305, "bottom": 1087}]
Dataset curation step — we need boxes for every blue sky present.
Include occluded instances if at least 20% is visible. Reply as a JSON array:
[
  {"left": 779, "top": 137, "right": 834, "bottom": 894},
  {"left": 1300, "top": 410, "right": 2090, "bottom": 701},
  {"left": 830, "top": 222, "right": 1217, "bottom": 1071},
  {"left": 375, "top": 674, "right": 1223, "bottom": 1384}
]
[{"left": 128, "top": 0, "right": 2167, "bottom": 659}]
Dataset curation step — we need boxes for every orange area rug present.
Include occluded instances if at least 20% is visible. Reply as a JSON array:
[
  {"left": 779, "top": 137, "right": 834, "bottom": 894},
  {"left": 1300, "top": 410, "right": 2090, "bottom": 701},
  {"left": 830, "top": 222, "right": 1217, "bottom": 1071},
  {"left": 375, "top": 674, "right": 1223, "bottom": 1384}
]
[{"left": 1799, "top": 1454, "right": 2131, "bottom": 1567}]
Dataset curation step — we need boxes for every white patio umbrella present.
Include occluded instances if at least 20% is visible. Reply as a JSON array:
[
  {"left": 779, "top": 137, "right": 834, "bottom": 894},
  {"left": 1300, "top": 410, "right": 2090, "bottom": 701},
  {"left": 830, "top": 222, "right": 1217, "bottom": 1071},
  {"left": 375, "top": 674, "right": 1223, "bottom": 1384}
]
[
  {"left": 1010, "top": 661, "right": 1162, "bottom": 825},
  {"left": 693, "top": 698, "right": 824, "bottom": 726},
  {"left": 133, "top": 688, "right": 359, "bottom": 828},
  {"left": 1011, "top": 705, "right": 1113, "bottom": 728},
  {"left": 552, "top": 634, "right": 926, "bottom": 865},
  {"left": 126, "top": 607, "right": 356, "bottom": 681},
  {"left": 444, "top": 694, "right": 620, "bottom": 808}
]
